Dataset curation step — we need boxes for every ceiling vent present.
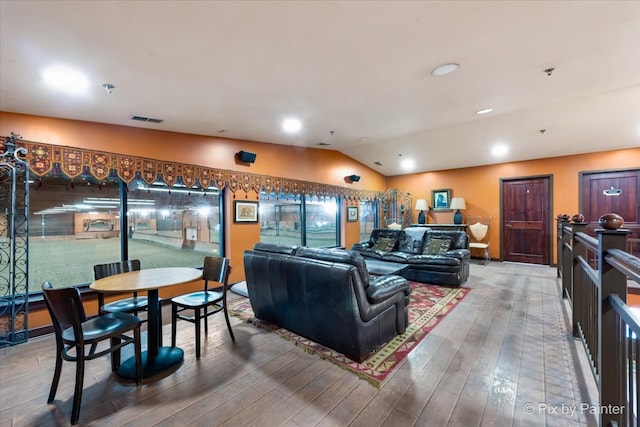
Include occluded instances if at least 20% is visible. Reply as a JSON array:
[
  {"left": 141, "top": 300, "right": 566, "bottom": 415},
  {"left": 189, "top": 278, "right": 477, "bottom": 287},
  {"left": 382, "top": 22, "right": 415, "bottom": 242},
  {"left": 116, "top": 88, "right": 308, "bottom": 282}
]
[{"left": 131, "top": 115, "right": 164, "bottom": 124}]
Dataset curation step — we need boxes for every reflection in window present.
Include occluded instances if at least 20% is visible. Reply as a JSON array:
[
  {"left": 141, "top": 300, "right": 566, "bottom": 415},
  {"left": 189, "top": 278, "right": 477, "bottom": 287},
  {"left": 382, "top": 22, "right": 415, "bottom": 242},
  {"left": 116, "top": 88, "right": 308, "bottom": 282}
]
[
  {"left": 258, "top": 193, "right": 339, "bottom": 248},
  {"left": 29, "top": 174, "right": 122, "bottom": 291},
  {"left": 305, "top": 195, "right": 338, "bottom": 248},
  {"left": 359, "top": 200, "right": 378, "bottom": 242},
  {"left": 127, "top": 180, "right": 222, "bottom": 270},
  {"left": 27, "top": 174, "right": 222, "bottom": 292},
  {"left": 259, "top": 192, "right": 302, "bottom": 246}
]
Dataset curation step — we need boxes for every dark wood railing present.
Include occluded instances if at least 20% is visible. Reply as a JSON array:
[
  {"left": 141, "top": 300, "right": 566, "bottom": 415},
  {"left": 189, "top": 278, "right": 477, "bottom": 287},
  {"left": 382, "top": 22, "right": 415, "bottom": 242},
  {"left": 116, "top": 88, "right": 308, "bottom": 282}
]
[{"left": 558, "top": 219, "right": 640, "bottom": 427}]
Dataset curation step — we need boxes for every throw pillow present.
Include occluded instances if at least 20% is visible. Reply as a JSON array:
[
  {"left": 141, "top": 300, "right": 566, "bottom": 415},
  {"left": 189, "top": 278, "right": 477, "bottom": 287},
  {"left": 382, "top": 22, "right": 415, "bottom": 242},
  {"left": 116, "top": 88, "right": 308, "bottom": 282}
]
[
  {"left": 423, "top": 237, "right": 452, "bottom": 255},
  {"left": 373, "top": 237, "right": 396, "bottom": 251}
]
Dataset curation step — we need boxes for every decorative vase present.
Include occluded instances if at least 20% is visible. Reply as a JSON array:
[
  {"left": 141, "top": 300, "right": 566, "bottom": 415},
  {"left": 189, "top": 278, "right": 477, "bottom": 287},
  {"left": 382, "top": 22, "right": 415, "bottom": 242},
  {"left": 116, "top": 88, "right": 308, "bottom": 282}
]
[
  {"left": 572, "top": 214, "right": 585, "bottom": 223},
  {"left": 598, "top": 213, "right": 624, "bottom": 230},
  {"left": 453, "top": 210, "right": 463, "bottom": 225},
  {"left": 417, "top": 210, "right": 426, "bottom": 224}
]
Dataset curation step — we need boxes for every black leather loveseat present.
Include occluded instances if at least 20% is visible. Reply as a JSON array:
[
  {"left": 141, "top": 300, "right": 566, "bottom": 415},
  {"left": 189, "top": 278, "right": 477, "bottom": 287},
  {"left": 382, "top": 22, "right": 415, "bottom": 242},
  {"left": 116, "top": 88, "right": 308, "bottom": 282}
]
[
  {"left": 351, "top": 227, "right": 470, "bottom": 286},
  {"left": 243, "top": 243, "right": 411, "bottom": 362}
]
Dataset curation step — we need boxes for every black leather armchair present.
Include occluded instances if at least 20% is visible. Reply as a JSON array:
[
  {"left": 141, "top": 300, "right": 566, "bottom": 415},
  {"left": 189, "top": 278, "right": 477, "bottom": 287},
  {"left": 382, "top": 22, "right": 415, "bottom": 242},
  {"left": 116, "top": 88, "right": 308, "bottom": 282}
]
[{"left": 243, "top": 244, "right": 411, "bottom": 362}]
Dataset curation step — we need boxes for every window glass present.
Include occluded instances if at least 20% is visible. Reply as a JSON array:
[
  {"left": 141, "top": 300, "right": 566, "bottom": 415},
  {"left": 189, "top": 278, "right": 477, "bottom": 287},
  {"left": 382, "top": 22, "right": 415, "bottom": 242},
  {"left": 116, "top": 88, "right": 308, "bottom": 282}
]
[
  {"left": 259, "top": 192, "right": 302, "bottom": 246},
  {"left": 305, "top": 195, "right": 338, "bottom": 248},
  {"left": 127, "top": 179, "right": 222, "bottom": 269},
  {"left": 29, "top": 174, "right": 122, "bottom": 290},
  {"left": 359, "top": 200, "right": 377, "bottom": 242},
  {"left": 27, "top": 175, "right": 222, "bottom": 292}
]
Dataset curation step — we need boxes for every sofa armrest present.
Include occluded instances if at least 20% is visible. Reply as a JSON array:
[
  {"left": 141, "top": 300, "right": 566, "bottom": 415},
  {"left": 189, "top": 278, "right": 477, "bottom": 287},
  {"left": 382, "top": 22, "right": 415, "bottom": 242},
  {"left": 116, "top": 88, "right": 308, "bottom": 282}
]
[
  {"left": 446, "top": 248, "right": 471, "bottom": 260},
  {"left": 366, "top": 275, "right": 411, "bottom": 304},
  {"left": 351, "top": 241, "right": 372, "bottom": 251}
]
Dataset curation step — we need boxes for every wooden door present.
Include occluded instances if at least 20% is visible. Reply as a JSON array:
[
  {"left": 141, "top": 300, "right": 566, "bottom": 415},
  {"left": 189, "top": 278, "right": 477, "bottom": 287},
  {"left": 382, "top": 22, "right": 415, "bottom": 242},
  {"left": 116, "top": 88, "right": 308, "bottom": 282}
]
[
  {"left": 501, "top": 176, "right": 551, "bottom": 264},
  {"left": 580, "top": 169, "right": 640, "bottom": 257}
]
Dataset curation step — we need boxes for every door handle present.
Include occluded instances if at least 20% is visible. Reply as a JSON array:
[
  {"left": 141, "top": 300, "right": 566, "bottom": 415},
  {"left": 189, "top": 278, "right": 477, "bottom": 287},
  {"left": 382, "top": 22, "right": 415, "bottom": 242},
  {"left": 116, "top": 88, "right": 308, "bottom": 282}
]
[{"left": 505, "top": 224, "right": 512, "bottom": 227}]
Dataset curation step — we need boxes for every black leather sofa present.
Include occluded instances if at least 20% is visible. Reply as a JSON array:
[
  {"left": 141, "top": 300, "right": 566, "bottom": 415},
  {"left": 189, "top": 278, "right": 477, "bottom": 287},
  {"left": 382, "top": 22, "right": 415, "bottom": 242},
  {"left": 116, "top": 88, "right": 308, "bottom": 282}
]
[
  {"left": 243, "top": 243, "right": 411, "bottom": 362},
  {"left": 351, "top": 227, "right": 470, "bottom": 286}
]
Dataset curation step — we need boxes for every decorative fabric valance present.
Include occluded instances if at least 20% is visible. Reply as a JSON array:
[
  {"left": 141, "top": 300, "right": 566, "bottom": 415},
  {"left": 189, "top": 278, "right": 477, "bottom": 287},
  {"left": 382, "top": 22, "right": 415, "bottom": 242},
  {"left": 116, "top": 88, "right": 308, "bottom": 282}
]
[{"left": 1, "top": 137, "right": 380, "bottom": 202}]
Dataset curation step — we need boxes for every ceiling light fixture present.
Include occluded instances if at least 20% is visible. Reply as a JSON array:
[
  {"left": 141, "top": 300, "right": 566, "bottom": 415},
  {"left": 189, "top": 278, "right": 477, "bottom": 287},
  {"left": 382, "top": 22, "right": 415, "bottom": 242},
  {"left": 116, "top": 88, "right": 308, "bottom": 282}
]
[
  {"left": 42, "top": 65, "right": 90, "bottom": 95},
  {"left": 431, "top": 63, "right": 459, "bottom": 77},
  {"left": 476, "top": 108, "right": 493, "bottom": 115},
  {"left": 491, "top": 143, "right": 509, "bottom": 157},
  {"left": 102, "top": 83, "right": 114, "bottom": 93},
  {"left": 282, "top": 118, "right": 302, "bottom": 133},
  {"left": 400, "top": 158, "right": 416, "bottom": 170}
]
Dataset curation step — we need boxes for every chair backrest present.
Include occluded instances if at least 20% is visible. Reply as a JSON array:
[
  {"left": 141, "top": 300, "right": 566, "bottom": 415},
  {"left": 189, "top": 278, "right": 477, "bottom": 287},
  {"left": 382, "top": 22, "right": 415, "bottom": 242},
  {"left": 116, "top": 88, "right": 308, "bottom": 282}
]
[
  {"left": 467, "top": 216, "right": 491, "bottom": 243},
  {"left": 203, "top": 256, "right": 230, "bottom": 291},
  {"left": 42, "top": 282, "right": 86, "bottom": 338},
  {"left": 94, "top": 259, "right": 141, "bottom": 280}
]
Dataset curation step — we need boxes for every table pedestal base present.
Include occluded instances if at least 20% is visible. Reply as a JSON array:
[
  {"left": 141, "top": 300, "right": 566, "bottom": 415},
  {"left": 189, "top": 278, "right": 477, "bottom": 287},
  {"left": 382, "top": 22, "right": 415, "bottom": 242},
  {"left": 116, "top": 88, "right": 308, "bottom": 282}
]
[{"left": 118, "top": 346, "right": 184, "bottom": 380}]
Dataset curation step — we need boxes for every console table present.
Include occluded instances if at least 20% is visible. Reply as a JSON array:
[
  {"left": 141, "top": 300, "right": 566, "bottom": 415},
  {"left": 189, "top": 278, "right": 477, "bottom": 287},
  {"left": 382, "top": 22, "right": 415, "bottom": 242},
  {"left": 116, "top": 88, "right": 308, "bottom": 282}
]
[{"left": 409, "top": 224, "right": 467, "bottom": 232}]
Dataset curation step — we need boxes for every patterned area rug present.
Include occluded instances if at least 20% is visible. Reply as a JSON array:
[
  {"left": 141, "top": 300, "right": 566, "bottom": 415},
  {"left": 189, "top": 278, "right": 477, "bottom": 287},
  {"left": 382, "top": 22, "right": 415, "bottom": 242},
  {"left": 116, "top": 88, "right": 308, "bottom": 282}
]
[{"left": 227, "top": 282, "right": 470, "bottom": 388}]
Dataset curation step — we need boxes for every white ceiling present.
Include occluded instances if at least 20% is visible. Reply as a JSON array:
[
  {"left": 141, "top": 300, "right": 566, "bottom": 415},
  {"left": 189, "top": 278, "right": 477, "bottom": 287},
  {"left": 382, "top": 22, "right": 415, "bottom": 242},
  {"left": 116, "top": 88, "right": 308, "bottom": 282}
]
[{"left": 1, "top": 1, "right": 639, "bottom": 176}]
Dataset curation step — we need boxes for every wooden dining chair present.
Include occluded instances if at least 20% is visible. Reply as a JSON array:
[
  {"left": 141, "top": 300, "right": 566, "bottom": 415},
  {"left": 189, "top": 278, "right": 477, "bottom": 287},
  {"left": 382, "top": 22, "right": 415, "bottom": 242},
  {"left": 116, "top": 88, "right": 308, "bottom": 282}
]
[
  {"left": 93, "top": 259, "right": 164, "bottom": 345},
  {"left": 94, "top": 259, "right": 146, "bottom": 315},
  {"left": 171, "top": 256, "right": 234, "bottom": 358},
  {"left": 42, "top": 282, "right": 142, "bottom": 425}
]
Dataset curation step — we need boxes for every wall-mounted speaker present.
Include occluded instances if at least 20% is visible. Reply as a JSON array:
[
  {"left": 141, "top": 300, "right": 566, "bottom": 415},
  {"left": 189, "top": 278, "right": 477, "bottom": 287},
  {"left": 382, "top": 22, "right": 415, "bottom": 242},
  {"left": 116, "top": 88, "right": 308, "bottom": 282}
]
[
  {"left": 238, "top": 150, "right": 257, "bottom": 163},
  {"left": 348, "top": 174, "right": 361, "bottom": 182}
]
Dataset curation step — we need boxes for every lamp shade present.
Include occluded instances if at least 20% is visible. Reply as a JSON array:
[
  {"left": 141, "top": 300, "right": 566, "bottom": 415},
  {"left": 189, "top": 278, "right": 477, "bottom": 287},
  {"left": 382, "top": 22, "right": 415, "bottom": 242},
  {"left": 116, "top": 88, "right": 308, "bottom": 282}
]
[
  {"left": 414, "top": 199, "right": 428, "bottom": 211},
  {"left": 450, "top": 198, "right": 466, "bottom": 210}
]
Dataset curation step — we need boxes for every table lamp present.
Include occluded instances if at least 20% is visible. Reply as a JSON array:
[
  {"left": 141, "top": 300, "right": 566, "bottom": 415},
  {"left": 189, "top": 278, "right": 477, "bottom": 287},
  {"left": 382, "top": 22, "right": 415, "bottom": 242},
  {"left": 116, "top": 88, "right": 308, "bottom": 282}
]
[
  {"left": 450, "top": 197, "right": 466, "bottom": 225},
  {"left": 415, "top": 199, "right": 428, "bottom": 224}
]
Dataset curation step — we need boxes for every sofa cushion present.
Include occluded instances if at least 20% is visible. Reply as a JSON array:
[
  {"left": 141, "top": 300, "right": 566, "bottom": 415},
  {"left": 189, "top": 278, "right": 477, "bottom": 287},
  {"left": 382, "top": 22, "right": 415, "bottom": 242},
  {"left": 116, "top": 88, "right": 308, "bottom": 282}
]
[
  {"left": 381, "top": 252, "right": 413, "bottom": 263},
  {"left": 426, "top": 230, "right": 468, "bottom": 250},
  {"left": 423, "top": 237, "right": 452, "bottom": 254},
  {"left": 253, "top": 242, "right": 298, "bottom": 255},
  {"left": 352, "top": 247, "right": 384, "bottom": 260},
  {"left": 373, "top": 237, "right": 396, "bottom": 251},
  {"left": 398, "top": 227, "right": 429, "bottom": 254},
  {"left": 367, "top": 229, "right": 403, "bottom": 248},
  {"left": 295, "top": 247, "right": 370, "bottom": 288}
]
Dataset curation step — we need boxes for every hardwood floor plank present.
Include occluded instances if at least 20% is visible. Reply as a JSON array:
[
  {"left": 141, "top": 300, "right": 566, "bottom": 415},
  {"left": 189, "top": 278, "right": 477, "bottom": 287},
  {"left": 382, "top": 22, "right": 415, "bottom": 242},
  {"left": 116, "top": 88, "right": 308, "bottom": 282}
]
[{"left": 0, "top": 262, "right": 600, "bottom": 427}]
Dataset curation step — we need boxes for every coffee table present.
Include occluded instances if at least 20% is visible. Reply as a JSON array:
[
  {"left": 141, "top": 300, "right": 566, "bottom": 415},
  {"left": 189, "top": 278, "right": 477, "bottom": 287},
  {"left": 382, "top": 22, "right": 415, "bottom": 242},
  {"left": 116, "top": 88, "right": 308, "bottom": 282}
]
[{"left": 364, "top": 259, "right": 408, "bottom": 276}]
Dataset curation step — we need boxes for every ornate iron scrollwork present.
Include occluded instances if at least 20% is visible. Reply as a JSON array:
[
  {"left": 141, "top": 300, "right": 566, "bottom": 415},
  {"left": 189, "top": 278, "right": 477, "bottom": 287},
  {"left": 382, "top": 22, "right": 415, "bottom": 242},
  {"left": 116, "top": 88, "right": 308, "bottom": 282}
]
[
  {"left": 378, "top": 188, "right": 412, "bottom": 228},
  {"left": 0, "top": 132, "right": 29, "bottom": 347}
]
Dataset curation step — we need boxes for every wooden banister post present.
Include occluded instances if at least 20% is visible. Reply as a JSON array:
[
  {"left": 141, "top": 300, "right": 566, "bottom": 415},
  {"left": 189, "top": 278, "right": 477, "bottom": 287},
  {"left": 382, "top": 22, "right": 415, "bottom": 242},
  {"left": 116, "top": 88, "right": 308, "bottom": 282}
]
[
  {"left": 598, "top": 228, "right": 630, "bottom": 427},
  {"left": 571, "top": 222, "right": 587, "bottom": 338}
]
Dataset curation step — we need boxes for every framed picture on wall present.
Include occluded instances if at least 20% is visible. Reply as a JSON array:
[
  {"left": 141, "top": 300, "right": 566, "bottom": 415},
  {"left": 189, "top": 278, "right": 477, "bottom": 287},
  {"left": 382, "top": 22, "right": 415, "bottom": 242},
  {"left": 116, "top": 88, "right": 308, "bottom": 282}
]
[
  {"left": 431, "top": 188, "right": 452, "bottom": 210},
  {"left": 347, "top": 206, "right": 358, "bottom": 222},
  {"left": 234, "top": 201, "right": 259, "bottom": 223}
]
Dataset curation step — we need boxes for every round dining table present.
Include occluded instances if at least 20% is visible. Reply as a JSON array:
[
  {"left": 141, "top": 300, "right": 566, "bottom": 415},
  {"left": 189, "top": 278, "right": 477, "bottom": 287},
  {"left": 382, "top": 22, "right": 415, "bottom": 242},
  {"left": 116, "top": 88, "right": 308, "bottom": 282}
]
[{"left": 91, "top": 267, "right": 202, "bottom": 379}]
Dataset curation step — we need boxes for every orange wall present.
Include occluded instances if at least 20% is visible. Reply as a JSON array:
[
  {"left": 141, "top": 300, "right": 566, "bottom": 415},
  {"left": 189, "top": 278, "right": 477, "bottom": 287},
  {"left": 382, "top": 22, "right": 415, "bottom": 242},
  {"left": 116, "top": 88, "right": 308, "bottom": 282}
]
[
  {"left": 3, "top": 111, "right": 639, "bottom": 327},
  {"left": 387, "top": 148, "right": 640, "bottom": 261},
  {"left": 1, "top": 111, "right": 386, "bottom": 285}
]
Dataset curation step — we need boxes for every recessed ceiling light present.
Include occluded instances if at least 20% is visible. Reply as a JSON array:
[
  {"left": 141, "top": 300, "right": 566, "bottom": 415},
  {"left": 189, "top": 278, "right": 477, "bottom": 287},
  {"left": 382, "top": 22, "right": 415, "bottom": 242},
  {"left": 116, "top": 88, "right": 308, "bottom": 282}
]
[
  {"left": 282, "top": 118, "right": 302, "bottom": 133},
  {"left": 431, "top": 63, "right": 459, "bottom": 77},
  {"left": 359, "top": 137, "right": 369, "bottom": 142},
  {"left": 491, "top": 143, "right": 509, "bottom": 157},
  {"left": 400, "top": 158, "right": 416, "bottom": 170},
  {"left": 42, "top": 65, "right": 90, "bottom": 95},
  {"left": 476, "top": 108, "right": 493, "bottom": 115}
]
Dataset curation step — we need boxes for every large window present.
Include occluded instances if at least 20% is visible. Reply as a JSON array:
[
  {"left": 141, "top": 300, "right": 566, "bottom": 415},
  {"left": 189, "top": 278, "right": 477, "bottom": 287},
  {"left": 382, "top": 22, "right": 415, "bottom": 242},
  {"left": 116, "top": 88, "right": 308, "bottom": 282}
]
[
  {"left": 259, "top": 192, "right": 339, "bottom": 248},
  {"left": 305, "top": 195, "right": 338, "bottom": 248},
  {"left": 28, "top": 174, "right": 222, "bottom": 292},
  {"left": 259, "top": 192, "right": 302, "bottom": 246},
  {"left": 359, "top": 200, "right": 378, "bottom": 242},
  {"left": 126, "top": 179, "right": 222, "bottom": 269}
]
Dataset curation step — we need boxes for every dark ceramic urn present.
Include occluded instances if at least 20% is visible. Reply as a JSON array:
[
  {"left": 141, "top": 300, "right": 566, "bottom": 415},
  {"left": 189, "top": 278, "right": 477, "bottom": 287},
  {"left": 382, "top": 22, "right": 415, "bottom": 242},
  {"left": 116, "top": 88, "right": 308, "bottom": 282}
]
[{"left": 572, "top": 214, "right": 585, "bottom": 223}]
